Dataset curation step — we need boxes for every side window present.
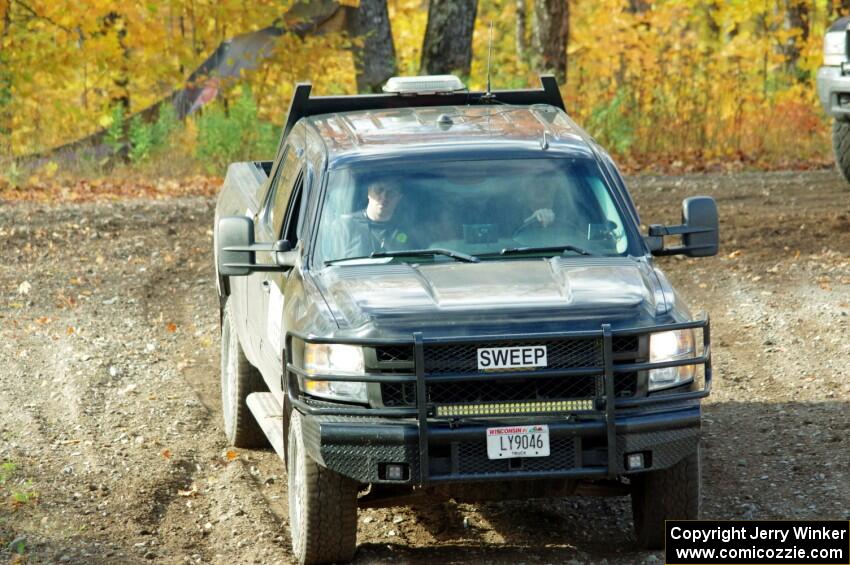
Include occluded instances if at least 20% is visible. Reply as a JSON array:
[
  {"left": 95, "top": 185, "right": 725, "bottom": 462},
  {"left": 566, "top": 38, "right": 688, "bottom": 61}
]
[
  {"left": 266, "top": 145, "right": 302, "bottom": 235},
  {"left": 587, "top": 175, "right": 628, "bottom": 253},
  {"left": 283, "top": 177, "right": 304, "bottom": 244}
]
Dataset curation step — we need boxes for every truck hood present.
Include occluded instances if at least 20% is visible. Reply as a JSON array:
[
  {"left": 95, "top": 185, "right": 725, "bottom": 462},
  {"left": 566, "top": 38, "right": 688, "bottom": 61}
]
[{"left": 313, "top": 257, "right": 668, "bottom": 334}]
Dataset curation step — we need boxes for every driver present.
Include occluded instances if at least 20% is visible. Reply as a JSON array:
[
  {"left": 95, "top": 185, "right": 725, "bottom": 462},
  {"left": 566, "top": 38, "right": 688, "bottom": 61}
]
[{"left": 333, "top": 179, "right": 419, "bottom": 259}]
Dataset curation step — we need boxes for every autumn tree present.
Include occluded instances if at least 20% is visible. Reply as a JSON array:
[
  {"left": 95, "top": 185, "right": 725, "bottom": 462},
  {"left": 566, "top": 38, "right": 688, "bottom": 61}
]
[
  {"left": 532, "top": 0, "right": 569, "bottom": 84},
  {"left": 345, "top": 0, "right": 396, "bottom": 92},
  {"left": 0, "top": 0, "right": 835, "bottom": 170},
  {"left": 420, "top": 0, "right": 478, "bottom": 76},
  {"left": 0, "top": 0, "right": 11, "bottom": 155}
]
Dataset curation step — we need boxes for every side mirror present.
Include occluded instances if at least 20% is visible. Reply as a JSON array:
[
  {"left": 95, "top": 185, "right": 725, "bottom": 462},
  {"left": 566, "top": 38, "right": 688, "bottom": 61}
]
[
  {"left": 218, "top": 216, "right": 255, "bottom": 276},
  {"left": 648, "top": 196, "right": 719, "bottom": 257},
  {"left": 682, "top": 196, "right": 719, "bottom": 257}
]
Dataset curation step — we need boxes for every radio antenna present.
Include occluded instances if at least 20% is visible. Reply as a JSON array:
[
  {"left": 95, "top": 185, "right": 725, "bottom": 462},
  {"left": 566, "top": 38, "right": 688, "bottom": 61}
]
[{"left": 482, "top": 21, "right": 496, "bottom": 102}]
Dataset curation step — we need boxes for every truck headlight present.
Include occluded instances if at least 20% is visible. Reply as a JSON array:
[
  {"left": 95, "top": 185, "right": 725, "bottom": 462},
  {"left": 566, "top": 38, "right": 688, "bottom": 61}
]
[
  {"left": 824, "top": 31, "right": 847, "bottom": 66},
  {"left": 302, "top": 343, "right": 368, "bottom": 403},
  {"left": 648, "top": 329, "right": 696, "bottom": 391}
]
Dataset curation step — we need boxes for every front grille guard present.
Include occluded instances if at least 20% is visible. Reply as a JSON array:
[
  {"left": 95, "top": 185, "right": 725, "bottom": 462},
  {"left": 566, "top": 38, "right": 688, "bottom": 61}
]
[{"left": 286, "top": 315, "right": 711, "bottom": 482}]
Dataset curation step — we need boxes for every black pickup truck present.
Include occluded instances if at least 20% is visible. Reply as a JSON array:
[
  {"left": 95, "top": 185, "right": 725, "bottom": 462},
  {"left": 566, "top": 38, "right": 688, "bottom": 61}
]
[{"left": 214, "top": 75, "right": 717, "bottom": 565}]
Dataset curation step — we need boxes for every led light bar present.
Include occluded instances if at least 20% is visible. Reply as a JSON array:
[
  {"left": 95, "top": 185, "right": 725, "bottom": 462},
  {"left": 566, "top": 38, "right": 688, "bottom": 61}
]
[
  {"left": 435, "top": 399, "right": 594, "bottom": 417},
  {"left": 382, "top": 75, "right": 466, "bottom": 95}
]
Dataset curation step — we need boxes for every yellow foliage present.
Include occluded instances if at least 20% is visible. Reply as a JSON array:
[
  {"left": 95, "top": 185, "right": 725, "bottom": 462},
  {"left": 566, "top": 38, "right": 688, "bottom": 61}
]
[{"left": 0, "top": 0, "right": 834, "bottom": 168}]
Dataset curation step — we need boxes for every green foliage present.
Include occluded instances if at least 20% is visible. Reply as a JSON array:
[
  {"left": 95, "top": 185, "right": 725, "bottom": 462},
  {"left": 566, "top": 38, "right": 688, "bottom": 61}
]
[
  {"left": 0, "top": 461, "right": 15, "bottom": 484},
  {"left": 128, "top": 115, "right": 153, "bottom": 163},
  {"left": 10, "top": 537, "right": 26, "bottom": 555},
  {"left": 0, "top": 54, "right": 11, "bottom": 150},
  {"left": 11, "top": 485, "right": 35, "bottom": 505},
  {"left": 151, "top": 103, "right": 179, "bottom": 148},
  {"left": 128, "top": 104, "right": 181, "bottom": 163},
  {"left": 105, "top": 104, "right": 126, "bottom": 156},
  {"left": 586, "top": 90, "right": 635, "bottom": 155},
  {"left": 196, "top": 87, "right": 278, "bottom": 172},
  {"left": 2, "top": 161, "right": 24, "bottom": 188}
]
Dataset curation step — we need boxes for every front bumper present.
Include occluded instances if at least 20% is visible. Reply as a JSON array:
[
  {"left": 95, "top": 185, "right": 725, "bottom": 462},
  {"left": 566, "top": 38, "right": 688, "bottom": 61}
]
[
  {"left": 817, "top": 65, "right": 850, "bottom": 119},
  {"left": 301, "top": 404, "right": 701, "bottom": 484},
  {"left": 288, "top": 316, "right": 711, "bottom": 486}
]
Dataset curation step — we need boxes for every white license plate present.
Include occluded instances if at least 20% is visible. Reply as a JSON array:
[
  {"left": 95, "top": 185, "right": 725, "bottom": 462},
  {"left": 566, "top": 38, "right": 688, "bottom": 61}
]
[
  {"left": 486, "top": 425, "right": 550, "bottom": 459},
  {"left": 477, "top": 345, "right": 547, "bottom": 370}
]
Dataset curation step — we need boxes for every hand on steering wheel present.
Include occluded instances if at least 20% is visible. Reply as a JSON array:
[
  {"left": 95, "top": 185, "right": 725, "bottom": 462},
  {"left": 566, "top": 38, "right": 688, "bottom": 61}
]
[
  {"left": 525, "top": 208, "right": 555, "bottom": 228},
  {"left": 512, "top": 208, "right": 555, "bottom": 239}
]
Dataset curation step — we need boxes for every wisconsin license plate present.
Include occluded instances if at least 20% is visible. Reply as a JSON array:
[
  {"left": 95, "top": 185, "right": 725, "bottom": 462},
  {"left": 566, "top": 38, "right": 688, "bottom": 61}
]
[{"left": 486, "top": 425, "right": 550, "bottom": 459}]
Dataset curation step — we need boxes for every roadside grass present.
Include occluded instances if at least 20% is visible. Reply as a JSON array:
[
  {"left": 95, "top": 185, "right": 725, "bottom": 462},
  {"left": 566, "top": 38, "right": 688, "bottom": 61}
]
[
  {"left": 0, "top": 460, "right": 37, "bottom": 561},
  {"left": 1, "top": 461, "right": 38, "bottom": 509},
  {"left": 0, "top": 151, "right": 221, "bottom": 202}
]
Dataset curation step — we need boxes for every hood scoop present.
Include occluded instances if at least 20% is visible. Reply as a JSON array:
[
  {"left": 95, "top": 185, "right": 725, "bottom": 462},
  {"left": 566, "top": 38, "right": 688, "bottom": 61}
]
[{"left": 316, "top": 257, "right": 658, "bottom": 329}]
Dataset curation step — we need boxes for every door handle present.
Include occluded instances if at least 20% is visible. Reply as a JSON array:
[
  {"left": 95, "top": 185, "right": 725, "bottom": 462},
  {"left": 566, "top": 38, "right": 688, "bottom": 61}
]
[{"left": 261, "top": 280, "right": 271, "bottom": 293}]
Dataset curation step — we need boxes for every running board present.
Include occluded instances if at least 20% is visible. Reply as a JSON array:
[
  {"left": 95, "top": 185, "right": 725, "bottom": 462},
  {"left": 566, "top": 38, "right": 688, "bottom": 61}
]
[{"left": 246, "top": 392, "right": 285, "bottom": 461}]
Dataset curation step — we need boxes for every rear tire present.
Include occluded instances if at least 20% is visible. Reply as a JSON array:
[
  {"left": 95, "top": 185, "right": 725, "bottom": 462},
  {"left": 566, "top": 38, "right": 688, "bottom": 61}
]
[
  {"left": 630, "top": 447, "right": 701, "bottom": 550},
  {"left": 288, "top": 410, "right": 358, "bottom": 565},
  {"left": 220, "top": 298, "right": 267, "bottom": 448},
  {"left": 831, "top": 120, "right": 850, "bottom": 185}
]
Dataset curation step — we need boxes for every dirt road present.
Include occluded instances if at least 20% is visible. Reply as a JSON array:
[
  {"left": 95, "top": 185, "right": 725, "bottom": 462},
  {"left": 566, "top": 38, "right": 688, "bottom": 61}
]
[{"left": 1, "top": 170, "right": 848, "bottom": 564}]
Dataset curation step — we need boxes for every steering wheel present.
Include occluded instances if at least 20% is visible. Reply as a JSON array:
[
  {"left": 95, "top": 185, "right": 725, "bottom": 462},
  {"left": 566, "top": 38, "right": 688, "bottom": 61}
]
[{"left": 511, "top": 217, "right": 545, "bottom": 241}]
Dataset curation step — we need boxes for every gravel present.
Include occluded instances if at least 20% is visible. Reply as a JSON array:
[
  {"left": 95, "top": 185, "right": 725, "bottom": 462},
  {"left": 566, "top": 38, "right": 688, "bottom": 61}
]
[{"left": 0, "top": 169, "right": 848, "bottom": 564}]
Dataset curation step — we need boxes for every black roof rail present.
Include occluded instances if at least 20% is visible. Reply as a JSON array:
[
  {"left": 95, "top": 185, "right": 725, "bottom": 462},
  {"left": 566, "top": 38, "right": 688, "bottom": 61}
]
[{"left": 280, "top": 74, "right": 565, "bottom": 141}]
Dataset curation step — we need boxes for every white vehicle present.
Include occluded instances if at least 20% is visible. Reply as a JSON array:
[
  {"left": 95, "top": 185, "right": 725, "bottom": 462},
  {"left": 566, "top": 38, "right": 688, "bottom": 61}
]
[{"left": 817, "top": 16, "right": 850, "bottom": 186}]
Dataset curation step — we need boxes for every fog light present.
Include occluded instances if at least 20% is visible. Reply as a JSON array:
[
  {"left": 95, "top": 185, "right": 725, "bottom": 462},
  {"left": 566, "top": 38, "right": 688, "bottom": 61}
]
[
  {"left": 385, "top": 464, "right": 406, "bottom": 481},
  {"left": 626, "top": 453, "right": 645, "bottom": 470}
]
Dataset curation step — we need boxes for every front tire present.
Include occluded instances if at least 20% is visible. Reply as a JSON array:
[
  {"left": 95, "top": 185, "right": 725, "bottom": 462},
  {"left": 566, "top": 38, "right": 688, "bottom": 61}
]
[
  {"left": 630, "top": 447, "right": 701, "bottom": 549},
  {"left": 220, "top": 298, "right": 267, "bottom": 448},
  {"left": 831, "top": 120, "right": 850, "bottom": 185},
  {"left": 288, "top": 410, "right": 358, "bottom": 565}
]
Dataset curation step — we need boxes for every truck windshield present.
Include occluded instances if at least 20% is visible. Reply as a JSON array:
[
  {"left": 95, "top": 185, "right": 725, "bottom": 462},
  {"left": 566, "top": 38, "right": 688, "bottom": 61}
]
[{"left": 314, "top": 158, "right": 634, "bottom": 266}]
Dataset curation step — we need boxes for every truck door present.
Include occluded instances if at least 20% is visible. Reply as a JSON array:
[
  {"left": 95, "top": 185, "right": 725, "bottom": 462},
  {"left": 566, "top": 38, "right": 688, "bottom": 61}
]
[
  {"left": 258, "top": 170, "right": 306, "bottom": 401},
  {"left": 250, "top": 143, "right": 304, "bottom": 397},
  {"left": 240, "top": 158, "right": 281, "bottom": 364}
]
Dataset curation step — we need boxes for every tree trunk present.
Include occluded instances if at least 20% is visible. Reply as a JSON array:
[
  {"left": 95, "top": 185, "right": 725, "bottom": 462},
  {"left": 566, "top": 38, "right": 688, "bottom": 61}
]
[
  {"left": 103, "top": 12, "right": 131, "bottom": 110},
  {"left": 627, "top": 0, "right": 651, "bottom": 13},
  {"left": 516, "top": 0, "right": 527, "bottom": 63},
  {"left": 345, "top": 0, "right": 396, "bottom": 93},
  {"left": 784, "top": 0, "right": 809, "bottom": 76},
  {"left": 420, "top": 0, "right": 478, "bottom": 77},
  {"left": 532, "top": 0, "right": 569, "bottom": 84}
]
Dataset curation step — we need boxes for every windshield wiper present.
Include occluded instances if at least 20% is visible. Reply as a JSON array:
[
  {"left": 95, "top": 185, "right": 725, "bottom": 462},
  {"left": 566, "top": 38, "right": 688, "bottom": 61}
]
[
  {"left": 324, "top": 256, "right": 391, "bottom": 266},
  {"left": 497, "top": 244, "right": 595, "bottom": 257},
  {"left": 370, "top": 248, "right": 480, "bottom": 263}
]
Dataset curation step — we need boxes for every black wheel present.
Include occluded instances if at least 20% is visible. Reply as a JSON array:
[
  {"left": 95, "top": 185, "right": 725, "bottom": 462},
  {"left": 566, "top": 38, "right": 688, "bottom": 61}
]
[
  {"left": 220, "top": 298, "right": 267, "bottom": 448},
  {"left": 630, "top": 447, "right": 701, "bottom": 549},
  {"left": 287, "top": 410, "right": 358, "bottom": 565},
  {"left": 831, "top": 120, "right": 850, "bottom": 185}
]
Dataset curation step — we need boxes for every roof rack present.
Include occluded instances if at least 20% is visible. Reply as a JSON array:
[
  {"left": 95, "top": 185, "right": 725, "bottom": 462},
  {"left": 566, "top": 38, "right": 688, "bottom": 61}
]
[{"left": 279, "top": 74, "right": 565, "bottom": 141}]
